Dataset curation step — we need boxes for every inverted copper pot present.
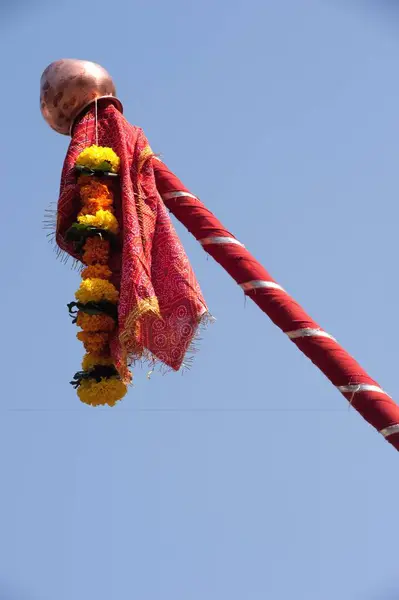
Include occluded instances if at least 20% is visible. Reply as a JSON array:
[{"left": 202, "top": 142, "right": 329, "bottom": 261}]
[{"left": 40, "top": 59, "right": 123, "bottom": 136}]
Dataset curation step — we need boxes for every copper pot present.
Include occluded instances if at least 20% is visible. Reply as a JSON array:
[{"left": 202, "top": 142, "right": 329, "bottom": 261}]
[{"left": 40, "top": 59, "right": 123, "bottom": 136}]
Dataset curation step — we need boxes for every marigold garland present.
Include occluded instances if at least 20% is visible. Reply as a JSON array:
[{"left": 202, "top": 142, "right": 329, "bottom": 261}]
[
  {"left": 76, "top": 145, "right": 120, "bottom": 173},
  {"left": 82, "top": 353, "right": 114, "bottom": 371},
  {"left": 78, "top": 177, "right": 114, "bottom": 204},
  {"left": 77, "top": 330, "right": 110, "bottom": 354},
  {"left": 75, "top": 277, "right": 119, "bottom": 304},
  {"left": 78, "top": 210, "right": 119, "bottom": 234},
  {"left": 76, "top": 312, "right": 116, "bottom": 333},
  {"left": 81, "top": 264, "right": 112, "bottom": 280},
  {"left": 82, "top": 237, "right": 110, "bottom": 265},
  {"left": 79, "top": 200, "right": 114, "bottom": 216},
  {"left": 65, "top": 145, "right": 129, "bottom": 406},
  {"left": 77, "top": 377, "right": 127, "bottom": 407}
]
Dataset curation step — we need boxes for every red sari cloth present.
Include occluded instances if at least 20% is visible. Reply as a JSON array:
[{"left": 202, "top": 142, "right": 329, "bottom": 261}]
[{"left": 57, "top": 104, "right": 208, "bottom": 379}]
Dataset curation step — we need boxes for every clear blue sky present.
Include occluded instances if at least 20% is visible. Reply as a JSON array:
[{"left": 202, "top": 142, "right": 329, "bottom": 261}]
[{"left": 1, "top": 1, "right": 399, "bottom": 598}]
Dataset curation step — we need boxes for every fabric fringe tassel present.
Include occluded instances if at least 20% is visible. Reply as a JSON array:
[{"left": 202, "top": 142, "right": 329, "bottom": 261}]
[
  {"left": 43, "top": 203, "right": 81, "bottom": 270},
  {"left": 122, "top": 308, "right": 215, "bottom": 380}
]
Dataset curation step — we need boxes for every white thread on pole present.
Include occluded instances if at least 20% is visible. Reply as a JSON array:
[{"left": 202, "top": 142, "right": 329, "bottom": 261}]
[
  {"left": 162, "top": 191, "right": 198, "bottom": 201},
  {"left": 380, "top": 424, "right": 399, "bottom": 438},
  {"left": 337, "top": 384, "right": 387, "bottom": 395},
  {"left": 239, "top": 280, "right": 284, "bottom": 292},
  {"left": 287, "top": 328, "right": 336, "bottom": 341},
  {"left": 200, "top": 236, "right": 245, "bottom": 247}
]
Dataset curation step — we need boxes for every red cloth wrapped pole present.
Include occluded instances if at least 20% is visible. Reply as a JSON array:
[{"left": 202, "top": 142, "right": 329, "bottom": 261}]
[{"left": 153, "top": 158, "right": 399, "bottom": 451}]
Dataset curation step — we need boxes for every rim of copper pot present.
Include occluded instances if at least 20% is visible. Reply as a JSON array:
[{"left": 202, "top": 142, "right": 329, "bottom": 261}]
[{"left": 69, "top": 95, "right": 124, "bottom": 136}]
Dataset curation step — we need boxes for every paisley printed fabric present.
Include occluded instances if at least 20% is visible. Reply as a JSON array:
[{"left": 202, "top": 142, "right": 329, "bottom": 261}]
[{"left": 57, "top": 103, "right": 208, "bottom": 379}]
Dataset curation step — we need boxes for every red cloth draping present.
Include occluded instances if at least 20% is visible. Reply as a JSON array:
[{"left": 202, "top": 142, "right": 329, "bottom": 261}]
[{"left": 57, "top": 105, "right": 208, "bottom": 379}]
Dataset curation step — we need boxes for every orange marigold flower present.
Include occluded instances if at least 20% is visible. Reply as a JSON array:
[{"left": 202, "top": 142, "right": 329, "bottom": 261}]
[
  {"left": 81, "top": 264, "right": 112, "bottom": 280},
  {"left": 77, "top": 175, "right": 91, "bottom": 185},
  {"left": 79, "top": 199, "right": 114, "bottom": 216},
  {"left": 79, "top": 178, "right": 113, "bottom": 204},
  {"left": 82, "top": 237, "right": 110, "bottom": 265},
  {"left": 77, "top": 312, "right": 116, "bottom": 333},
  {"left": 77, "top": 331, "right": 109, "bottom": 354}
]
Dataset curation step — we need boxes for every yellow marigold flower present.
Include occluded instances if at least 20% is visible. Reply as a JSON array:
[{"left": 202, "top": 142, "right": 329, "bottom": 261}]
[
  {"left": 81, "top": 264, "right": 112, "bottom": 280},
  {"left": 77, "top": 331, "right": 109, "bottom": 354},
  {"left": 78, "top": 210, "right": 119, "bottom": 235},
  {"left": 75, "top": 278, "right": 119, "bottom": 304},
  {"left": 82, "top": 353, "right": 114, "bottom": 371},
  {"left": 76, "top": 145, "right": 120, "bottom": 174},
  {"left": 77, "top": 377, "right": 127, "bottom": 407},
  {"left": 77, "top": 312, "right": 116, "bottom": 333},
  {"left": 82, "top": 237, "right": 110, "bottom": 265}
]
